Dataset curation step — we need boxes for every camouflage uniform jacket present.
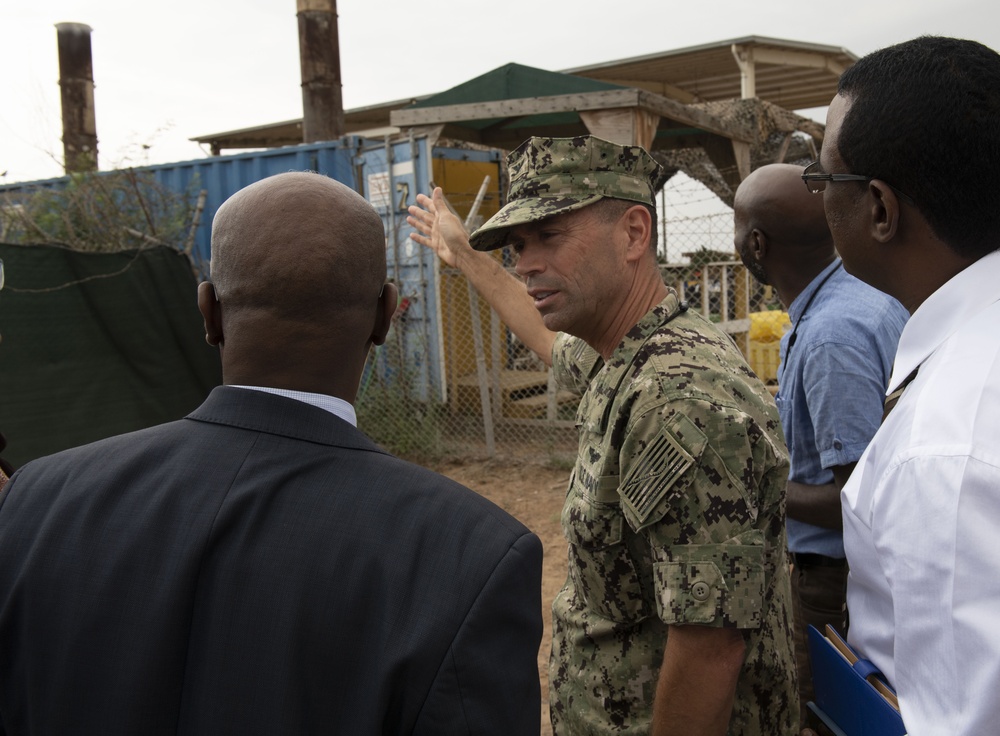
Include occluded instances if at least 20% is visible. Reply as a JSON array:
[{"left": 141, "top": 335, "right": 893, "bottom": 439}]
[{"left": 548, "top": 291, "right": 798, "bottom": 735}]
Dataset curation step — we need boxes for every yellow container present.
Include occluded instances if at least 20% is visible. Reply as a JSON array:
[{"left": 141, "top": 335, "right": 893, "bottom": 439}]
[
  {"left": 748, "top": 340, "right": 782, "bottom": 385},
  {"left": 748, "top": 310, "right": 791, "bottom": 342}
]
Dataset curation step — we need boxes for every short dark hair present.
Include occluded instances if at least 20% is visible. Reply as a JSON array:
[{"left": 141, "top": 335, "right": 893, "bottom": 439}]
[
  {"left": 592, "top": 198, "right": 659, "bottom": 252},
  {"left": 837, "top": 36, "right": 1000, "bottom": 259}
]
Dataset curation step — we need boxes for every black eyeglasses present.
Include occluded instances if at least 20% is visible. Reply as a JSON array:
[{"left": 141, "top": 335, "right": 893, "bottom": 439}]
[{"left": 801, "top": 161, "right": 914, "bottom": 205}]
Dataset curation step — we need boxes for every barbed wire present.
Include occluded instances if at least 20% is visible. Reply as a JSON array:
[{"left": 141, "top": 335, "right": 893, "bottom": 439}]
[{"left": 2, "top": 238, "right": 168, "bottom": 294}]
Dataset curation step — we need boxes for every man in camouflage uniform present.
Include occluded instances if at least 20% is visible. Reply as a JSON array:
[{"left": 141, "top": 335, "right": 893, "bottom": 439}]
[{"left": 409, "top": 136, "right": 797, "bottom": 735}]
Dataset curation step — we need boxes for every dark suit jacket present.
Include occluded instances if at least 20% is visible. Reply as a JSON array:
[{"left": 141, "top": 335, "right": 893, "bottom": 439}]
[{"left": 0, "top": 387, "right": 543, "bottom": 735}]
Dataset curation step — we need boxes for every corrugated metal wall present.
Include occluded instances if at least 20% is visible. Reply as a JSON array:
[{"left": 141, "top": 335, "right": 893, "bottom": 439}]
[
  {"left": 0, "top": 135, "right": 505, "bottom": 410},
  {"left": 146, "top": 139, "right": 360, "bottom": 263}
]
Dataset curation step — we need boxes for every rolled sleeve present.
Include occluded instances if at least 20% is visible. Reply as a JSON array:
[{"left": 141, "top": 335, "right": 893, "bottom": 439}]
[
  {"left": 802, "top": 341, "right": 887, "bottom": 469},
  {"left": 655, "top": 541, "right": 765, "bottom": 628}
]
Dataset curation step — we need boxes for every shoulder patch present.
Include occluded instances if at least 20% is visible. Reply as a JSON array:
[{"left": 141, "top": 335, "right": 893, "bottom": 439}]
[{"left": 620, "top": 432, "right": 694, "bottom": 527}]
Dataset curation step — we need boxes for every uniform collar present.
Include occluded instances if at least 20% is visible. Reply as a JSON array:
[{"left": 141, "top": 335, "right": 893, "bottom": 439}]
[
  {"left": 612, "top": 290, "right": 686, "bottom": 362},
  {"left": 580, "top": 291, "right": 685, "bottom": 434}
]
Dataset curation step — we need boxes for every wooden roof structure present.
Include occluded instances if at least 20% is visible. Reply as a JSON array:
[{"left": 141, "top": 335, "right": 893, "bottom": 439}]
[
  {"left": 190, "top": 96, "right": 423, "bottom": 155},
  {"left": 390, "top": 63, "right": 743, "bottom": 149},
  {"left": 191, "top": 36, "right": 853, "bottom": 151},
  {"left": 565, "top": 35, "right": 856, "bottom": 110},
  {"left": 190, "top": 36, "right": 854, "bottom": 198}
]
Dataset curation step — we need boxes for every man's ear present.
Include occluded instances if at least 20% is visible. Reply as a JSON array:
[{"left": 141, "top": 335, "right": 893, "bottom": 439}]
[
  {"left": 868, "top": 180, "right": 901, "bottom": 243},
  {"left": 197, "top": 282, "right": 224, "bottom": 347},
  {"left": 622, "top": 204, "right": 653, "bottom": 261},
  {"left": 750, "top": 229, "right": 767, "bottom": 262},
  {"left": 371, "top": 282, "right": 398, "bottom": 347}
]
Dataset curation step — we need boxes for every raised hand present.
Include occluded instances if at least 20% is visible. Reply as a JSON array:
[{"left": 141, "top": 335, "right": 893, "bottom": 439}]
[{"left": 407, "top": 187, "right": 472, "bottom": 269}]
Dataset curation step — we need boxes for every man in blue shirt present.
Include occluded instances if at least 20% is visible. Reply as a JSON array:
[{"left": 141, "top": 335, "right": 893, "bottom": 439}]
[{"left": 734, "top": 163, "right": 907, "bottom": 728}]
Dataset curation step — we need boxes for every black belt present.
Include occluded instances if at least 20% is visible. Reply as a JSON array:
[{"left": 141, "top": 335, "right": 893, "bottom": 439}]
[{"left": 792, "top": 552, "right": 847, "bottom": 569}]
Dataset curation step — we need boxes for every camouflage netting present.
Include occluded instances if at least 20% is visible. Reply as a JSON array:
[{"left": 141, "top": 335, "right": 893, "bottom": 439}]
[
  {"left": 655, "top": 98, "right": 825, "bottom": 207},
  {"left": 696, "top": 97, "right": 825, "bottom": 148}
]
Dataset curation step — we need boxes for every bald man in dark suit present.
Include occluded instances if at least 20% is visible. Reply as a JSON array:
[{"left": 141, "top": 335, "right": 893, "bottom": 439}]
[{"left": 0, "top": 172, "right": 543, "bottom": 736}]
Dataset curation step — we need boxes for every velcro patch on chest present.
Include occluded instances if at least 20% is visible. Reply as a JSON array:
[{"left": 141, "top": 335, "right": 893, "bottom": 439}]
[{"left": 620, "top": 432, "right": 695, "bottom": 527}]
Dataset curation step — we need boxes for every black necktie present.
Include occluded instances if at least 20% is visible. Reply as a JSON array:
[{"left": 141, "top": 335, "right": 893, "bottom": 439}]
[{"left": 882, "top": 367, "right": 919, "bottom": 423}]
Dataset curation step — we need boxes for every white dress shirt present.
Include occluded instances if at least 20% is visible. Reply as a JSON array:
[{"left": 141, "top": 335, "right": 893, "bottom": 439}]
[{"left": 842, "top": 249, "right": 1000, "bottom": 736}]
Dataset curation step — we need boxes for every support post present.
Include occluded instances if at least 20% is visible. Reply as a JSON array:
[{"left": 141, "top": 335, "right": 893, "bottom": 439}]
[
  {"left": 297, "top": 0, "right": 345, "bottom": 143},
  {"left": 56, "top": 23, "right": 98, "bottom": 173}
]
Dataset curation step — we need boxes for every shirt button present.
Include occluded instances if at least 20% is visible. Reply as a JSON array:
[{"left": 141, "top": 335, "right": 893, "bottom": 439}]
[
  {"left": 691, "top": 581, "right": 711, "bottom": 601},
  {"left": 833, "top": 440, "right": 843, "bottom": 450}
]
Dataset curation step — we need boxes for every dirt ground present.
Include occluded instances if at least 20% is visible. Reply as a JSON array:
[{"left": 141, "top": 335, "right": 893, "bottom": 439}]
[{"left": 430, "top": 456, "right": 571, "bottom": 736}]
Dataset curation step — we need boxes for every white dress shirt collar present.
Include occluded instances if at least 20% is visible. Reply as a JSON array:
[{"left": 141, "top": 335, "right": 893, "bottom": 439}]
[
  {"left": 889, "top": 249, "right": 1000, "bottom": 393},
  {"left": 228, "top": 385, "right": 357, "bottom": 427}
]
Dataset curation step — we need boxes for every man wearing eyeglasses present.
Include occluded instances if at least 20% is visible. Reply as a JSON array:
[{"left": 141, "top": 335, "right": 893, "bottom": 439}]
[
  {"left": 734, "top": 163, "right": 907, "bottom": 731},
  {"left": 814, "top": 36, "right": 1000, "bottom": 736}
]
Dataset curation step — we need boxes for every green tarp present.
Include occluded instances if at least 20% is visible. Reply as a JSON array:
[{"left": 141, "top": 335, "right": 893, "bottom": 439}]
[
  {"left": 0, "top": 243, "right": 221, "bottom": 468},
  {"left": 408, "top": 62, "right": 625, "bottom": 131}
]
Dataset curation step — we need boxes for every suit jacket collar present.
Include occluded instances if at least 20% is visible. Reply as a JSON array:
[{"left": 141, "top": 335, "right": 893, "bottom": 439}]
[{"left": 187, "top": 386, "right": 390, "bottom": 455}]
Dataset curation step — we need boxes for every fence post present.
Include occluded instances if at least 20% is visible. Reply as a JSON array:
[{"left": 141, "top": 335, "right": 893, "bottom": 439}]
[{"left": 463, "top": 177, "right": 495, "bottom": 456}]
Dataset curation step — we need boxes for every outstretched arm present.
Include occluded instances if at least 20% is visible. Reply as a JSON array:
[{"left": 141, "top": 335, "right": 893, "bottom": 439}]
[{"left": 407, "top": 188, "right": 556, "bottom": 365}]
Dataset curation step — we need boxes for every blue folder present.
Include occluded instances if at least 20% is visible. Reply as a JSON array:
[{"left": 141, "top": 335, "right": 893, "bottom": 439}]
[{"left": 807, "top": 624, "right": 907, "bottom": 736}]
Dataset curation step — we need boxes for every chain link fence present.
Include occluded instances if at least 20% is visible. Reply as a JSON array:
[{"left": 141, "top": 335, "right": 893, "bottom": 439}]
[
  {"left": 357, "top": 171, "right": 782, "bottom": 462},
  {"left": 0, "top": 137, "right": 789, "bottom": 466}
]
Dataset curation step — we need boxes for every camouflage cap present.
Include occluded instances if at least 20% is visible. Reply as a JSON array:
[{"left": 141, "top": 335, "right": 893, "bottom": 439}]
[{"left": 468, "top": 135, "right": 662, "bottom": 251}]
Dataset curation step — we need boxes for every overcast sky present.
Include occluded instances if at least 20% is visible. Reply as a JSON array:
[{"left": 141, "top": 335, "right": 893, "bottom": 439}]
[{"left": 1, "top": 0, "right": 996, "bottom": 184}]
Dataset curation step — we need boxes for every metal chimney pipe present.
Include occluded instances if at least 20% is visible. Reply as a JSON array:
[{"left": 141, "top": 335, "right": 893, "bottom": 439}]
[
  {"left": 55, "top": 22, "right": 98, "bottom": 173},
  {"left": 296, "top": 0, "right": 345, "bottom": 143}
]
